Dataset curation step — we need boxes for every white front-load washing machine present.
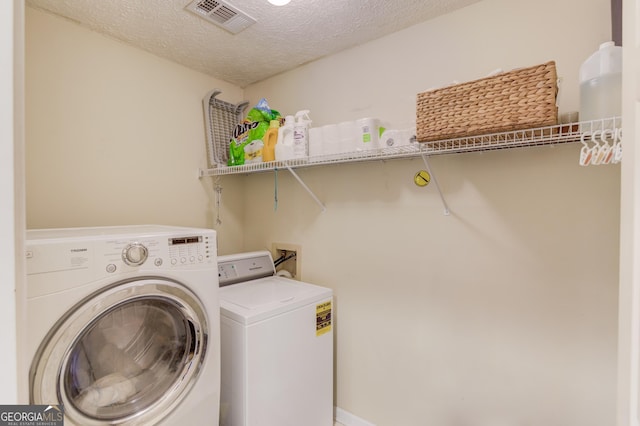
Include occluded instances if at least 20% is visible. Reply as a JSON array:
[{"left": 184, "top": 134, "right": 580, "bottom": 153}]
[
  {"left": 217, "top": 251, "right": 333, "bottom": 426},
  {"left": 24, "top": 225, "right": 220, "bottom": 426}
]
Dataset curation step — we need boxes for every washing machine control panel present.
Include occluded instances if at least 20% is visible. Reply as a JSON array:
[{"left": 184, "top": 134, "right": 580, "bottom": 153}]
[{"left": 218, "top": 252, "right": 275, "bottom": 286}]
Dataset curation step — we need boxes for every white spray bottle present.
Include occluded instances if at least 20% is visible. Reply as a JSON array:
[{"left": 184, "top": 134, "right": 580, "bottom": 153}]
[{"left": 293, "top": 110, "right": 312, "bottom": 159}]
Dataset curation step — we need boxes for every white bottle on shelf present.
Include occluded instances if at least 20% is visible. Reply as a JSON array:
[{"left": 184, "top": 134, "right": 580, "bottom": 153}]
[
  {"left": 275, "top": 115, "right": 295, "bottom": 161},
  {"left": 579, "top": 41, "right": 622, "bottom": 124},
  {"left": 293, "top": 110, "right": 312, "bottom": 159}
]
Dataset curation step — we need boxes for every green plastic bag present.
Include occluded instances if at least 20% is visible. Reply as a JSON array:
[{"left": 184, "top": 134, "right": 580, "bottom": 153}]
[{"left": 228, "top": 99, "right": 281, "bottom": 166}]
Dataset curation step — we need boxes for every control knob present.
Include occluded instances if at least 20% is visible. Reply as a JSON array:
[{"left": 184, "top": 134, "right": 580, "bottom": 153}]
[{"left": 122, "top": 242, "right": 149, "bottom": 266}]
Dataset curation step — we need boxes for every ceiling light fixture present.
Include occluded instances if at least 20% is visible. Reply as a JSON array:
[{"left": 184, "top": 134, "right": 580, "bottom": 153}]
[{"left": 268, "top": 0, "right": 291, "bottom": 5}]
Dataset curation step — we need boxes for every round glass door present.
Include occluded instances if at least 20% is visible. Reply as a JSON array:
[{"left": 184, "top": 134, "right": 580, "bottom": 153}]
[{"left": 30, "top": 278, "right": 208, "bottom": 426}]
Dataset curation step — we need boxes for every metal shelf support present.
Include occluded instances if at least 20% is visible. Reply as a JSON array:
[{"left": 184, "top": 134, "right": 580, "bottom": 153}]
[
  {"left": 421, "top": 154, "right": 450, "bottom": 216},
  {"left": 283, "top": 165, "right": 326, "bottom": 212}
]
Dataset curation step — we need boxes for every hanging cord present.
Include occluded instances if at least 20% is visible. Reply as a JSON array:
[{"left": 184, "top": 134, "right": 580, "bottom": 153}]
[
  {"left": 274, "top": 168, "right": 279, "bottom": 211},
  {"left": 273, "top": 252, "right": 297, "bottom": 267},
  {"left": 214, "top": 179, "right": 223, "bottom": 225}
]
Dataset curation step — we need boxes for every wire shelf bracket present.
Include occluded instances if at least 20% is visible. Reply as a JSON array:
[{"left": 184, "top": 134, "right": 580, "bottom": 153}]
[
  {"left": 421, "top": 153, "right": 450, "bottom": 216},
  {"left": 283, "top": 165, "right": 326, "bottom": 212}
]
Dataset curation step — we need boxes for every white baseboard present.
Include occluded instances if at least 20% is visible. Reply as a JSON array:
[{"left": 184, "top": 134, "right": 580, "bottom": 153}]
[{"left": 334, "top": 407, "right": 376, "bottom": 426}]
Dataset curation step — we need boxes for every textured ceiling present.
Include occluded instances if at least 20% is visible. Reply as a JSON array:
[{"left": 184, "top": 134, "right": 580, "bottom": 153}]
[{"left": 26, "top": 0, "right": 483, "bottom": 88}]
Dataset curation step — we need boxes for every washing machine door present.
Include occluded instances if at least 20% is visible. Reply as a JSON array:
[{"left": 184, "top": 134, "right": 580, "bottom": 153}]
[{"left": 30, "top": 277, "right": 209, "bottom": 426}]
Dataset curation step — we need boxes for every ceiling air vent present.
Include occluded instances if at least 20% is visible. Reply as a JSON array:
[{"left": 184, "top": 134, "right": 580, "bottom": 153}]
[{"left": 185, "top": 0, "right": 256, "bottom": 34}]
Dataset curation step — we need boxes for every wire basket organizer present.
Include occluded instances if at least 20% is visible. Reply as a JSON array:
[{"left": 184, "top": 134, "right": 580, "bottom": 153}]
[{"left": 203, "top": 89, "right": 249, "bottom": 167}]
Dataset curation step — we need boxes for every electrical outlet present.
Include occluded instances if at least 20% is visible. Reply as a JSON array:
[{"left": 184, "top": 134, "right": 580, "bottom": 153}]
[{"left": 271, "top": 243, "right": 301, "bottom": 280}]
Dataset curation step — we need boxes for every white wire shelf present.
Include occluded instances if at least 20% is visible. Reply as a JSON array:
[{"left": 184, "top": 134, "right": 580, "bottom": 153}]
[{"left": 199, "top": 117, "right": 621, "bottom": 177}]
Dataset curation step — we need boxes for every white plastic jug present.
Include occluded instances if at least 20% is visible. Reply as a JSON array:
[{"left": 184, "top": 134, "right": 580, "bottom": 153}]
[
  {"left": 579, "top": 41, "right": 622, "bottom": 122},
  {"left": 275, "top": 115, "right": 295, "bottom": 161},
  {"left": 293, "top": 110, "right": 311, "bottom": 159}
]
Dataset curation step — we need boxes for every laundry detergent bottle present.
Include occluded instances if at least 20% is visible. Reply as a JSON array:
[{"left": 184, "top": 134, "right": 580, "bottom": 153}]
[
  {"left": 293, "top": 110, "right": 312, "bottom": 159},
  {"left": 275, "top": 115, "right": 295, "bottom": 161},
  {"left": 262, "top": 120, "right": 280, "bottom": 162},
  {"left": 579, "top": 41, "right": 622, "bottom": 122}
]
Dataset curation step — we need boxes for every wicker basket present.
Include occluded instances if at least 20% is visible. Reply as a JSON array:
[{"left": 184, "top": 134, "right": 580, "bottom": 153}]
[{"left": 416, "top": 61, "right": 558, "bottom": 143}]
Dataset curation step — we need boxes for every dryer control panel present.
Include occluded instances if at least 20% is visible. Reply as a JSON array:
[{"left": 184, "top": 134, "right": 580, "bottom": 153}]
[
  {"left": 25, "top": 225, "right": 218, "bottom": 298},
  {"left": 100, "top": 233, "right": 214, "bottom": 275},
  {"left": 26, "top": 229, "right": 215, "bottom": 275},
  {"left": 167, "top": 235, "right": 209, "bottom": 267}
]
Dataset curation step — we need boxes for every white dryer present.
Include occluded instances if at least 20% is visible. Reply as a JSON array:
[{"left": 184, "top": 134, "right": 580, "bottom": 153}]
[
  {"left": 217, "top": 251, "right": 333, "bottom": 426},
  {"left": 24, "top": 225, "right": 220, "bottom": 426}
]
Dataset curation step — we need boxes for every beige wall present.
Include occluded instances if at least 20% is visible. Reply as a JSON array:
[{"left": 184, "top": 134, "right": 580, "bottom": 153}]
[
  {"left": 25, "top": 0, "right": 620, "bottom": 424},
  {"left": 240, "top": 0, "right": 619, "bottom": 424},
  {"left": 244, "top": 0, "right": 609, "bottom": 128},
  {"left": 25, "top": 6, "right": 244, "bottom": 251}
]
